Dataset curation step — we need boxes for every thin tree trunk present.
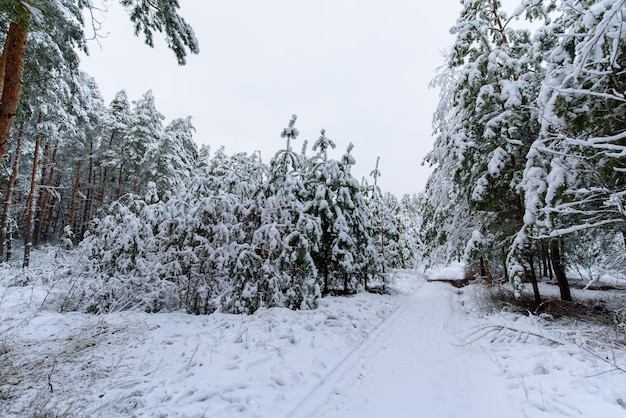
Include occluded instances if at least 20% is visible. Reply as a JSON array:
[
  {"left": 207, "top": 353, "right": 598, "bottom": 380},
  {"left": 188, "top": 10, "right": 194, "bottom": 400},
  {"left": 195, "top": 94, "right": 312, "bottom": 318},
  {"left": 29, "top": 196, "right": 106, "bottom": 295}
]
[
  {"left": 97, "top": 165, "right": 108, "bottom": 210},
  {"left": 42, "top": 141, "right": 58, "bottom": 239},
  {"left": 501, "top": 246, "right": 508, "bottom": 280},
  {"left": 480, "top": 255, "right": 493, "bottom": 285},
  {"left": 115, "top": 162, "right": 124, "bottom": 200},
  {"left": 80, "top": 138, "right": 95, "bottom": 237},
  {"left": 527, "top": 255, "right": 541, "bottom": 306},
  {"left": 0, "top": 21, "right": 28, "bottom": 162},
  {"left": 69, "top": 160, "right": 83, "bottom": 231},
  {"left": 550, "top": 239, "right": 572, "bottom": 302},
  {"left": 33, "top": 141, "right": 52, "bottom": 247},
  {"left": 0, "top": 119, "right": 24, "bottom": 263},
  {"left": 23, "top": 132, "right": 42, "bottom": 268},
  {"left": 98, "top": 130, "right": 117, "bottom": 209},
  {"left": 0, "top": 36, "right": 7, "bottom": 96},
  {"left": 6, "top": 230, "right": 12, "bottom": 262},
  {"left": 42, "top": 173, "right": 61, "bottom": 239}
]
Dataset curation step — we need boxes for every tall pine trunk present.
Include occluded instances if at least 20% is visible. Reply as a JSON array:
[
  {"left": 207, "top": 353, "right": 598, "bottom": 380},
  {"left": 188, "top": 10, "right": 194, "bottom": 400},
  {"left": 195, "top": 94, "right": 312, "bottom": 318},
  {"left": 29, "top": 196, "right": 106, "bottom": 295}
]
[
  {"left": 33, "top": 141, "right": 57, "bottom": 247},
  {"left": 79, "top": 138, "right": 95, "bottom": 238},
  {"left": 69, "top": 160, "right": 83, "bottom": 232},
  {"left": 550, "top": 239, "right": 572, "bottom": 302},
  {"left": 0, "top": 35, "right": 7, "bottom": 95},
  {"left": 0, "top": 21, "right": 28, "bottom": 162},
  {"left": 23, "top": 130, "right": 42, "bottom": 268},
  {"left": 43, "top": 142, "right": 58, "bottom": 238},
  {"left": 42, "top": 173, "right": 62, "bottom": 239},
  {"left": 0, "top": 119, "right": 24, "bottom": 263}
]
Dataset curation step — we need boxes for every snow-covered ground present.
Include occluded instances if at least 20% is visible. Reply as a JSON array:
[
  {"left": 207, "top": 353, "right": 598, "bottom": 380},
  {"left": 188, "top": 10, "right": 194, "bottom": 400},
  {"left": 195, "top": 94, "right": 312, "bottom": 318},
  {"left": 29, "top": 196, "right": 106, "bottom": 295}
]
[{"left": 1, "top": 254, "right": 625, "bottom": 417}]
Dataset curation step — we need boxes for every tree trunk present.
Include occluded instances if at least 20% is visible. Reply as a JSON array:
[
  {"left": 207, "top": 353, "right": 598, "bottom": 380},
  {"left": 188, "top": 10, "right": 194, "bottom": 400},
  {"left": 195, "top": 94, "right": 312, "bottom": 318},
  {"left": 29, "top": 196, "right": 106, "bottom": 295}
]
[
  {"left": 79, "top": 138, "right": 95, "bottom": 238},
  {"left": 33, "top": 141, "right": 52, "bottom": 247},
  {"left": 5, "top": 230, "right": 12, "bottom": 262},
  {"left": 501, "top": 246, "right": 508, "bottom": 280},
  {"left": 97, "top": 165, "right": 108, "bottom": 210},
  {"left": 33, "top": 142, "right": 59, "bottom": 247},
  {"left": 526, "top": 255, "right": 542, "bottom": 306},
  {"left": 115, "top": 161, "right": 124, "bottom": 200},
  {"left": 0, "top": 119, "right": 24, "bottom": 263},
  {"left": 479, "top": 255, "right": 493, "bottom": 285},
  {"left": 69, "top": 160, "right": 83, "bottom": 231},
  {"left": 98, "top": 130, "right": 117, "bottom": 209},
  {"left": 42, "top": 173, "right": 62, "bottom": 239},
  {"left": 23, "top": 133, "right": 42, "bottom": 268},
  {"left": 550, "top": 239, "right": 572, "bottom": 302},
  {"left": 0, "top": 35, "right": 7, "bottom": 96},
  {"left": 0, "top": 21, "right": 28, "bottom": 162}
]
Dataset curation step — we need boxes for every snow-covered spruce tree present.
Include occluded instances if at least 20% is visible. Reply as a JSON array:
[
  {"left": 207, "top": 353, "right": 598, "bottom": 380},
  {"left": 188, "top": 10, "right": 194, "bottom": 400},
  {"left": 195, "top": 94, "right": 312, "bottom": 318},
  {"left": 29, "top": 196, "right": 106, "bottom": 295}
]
[{"left": 426, "top": 0, "right": 555, "bottom": 301}]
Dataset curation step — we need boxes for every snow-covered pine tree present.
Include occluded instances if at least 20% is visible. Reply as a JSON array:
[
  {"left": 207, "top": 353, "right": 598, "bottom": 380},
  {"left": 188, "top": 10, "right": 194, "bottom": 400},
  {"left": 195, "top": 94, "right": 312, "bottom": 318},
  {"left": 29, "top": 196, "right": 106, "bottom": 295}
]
[
  {"left": 426, "top": 0, "right": 554, "bottom": 301},
  {"left": 512, "top": 0, "right": 626, "bottom": 302},
  {"left": 99, "top": 90, "right": 132, "bottom": 206},
  {"left": 0, "top": 0, "right": 198, "bottom": 163},
  {"left": 519, "top": 0, "right": 626, "bottom": 250},
  {"left": 364, "top": 158, "right": 398, "bottom": 289},
  {"left": 228, "top": 115, "right": 320, "bottom": 312},
  {"left": 421, "top": 64, "right": 478, "bottom": 268},
  {"left": 124, "top": 90, "right": 164, "bottom": 196},
  {"left": 156, "top": 116, "right": 199, "bottom": 191}
]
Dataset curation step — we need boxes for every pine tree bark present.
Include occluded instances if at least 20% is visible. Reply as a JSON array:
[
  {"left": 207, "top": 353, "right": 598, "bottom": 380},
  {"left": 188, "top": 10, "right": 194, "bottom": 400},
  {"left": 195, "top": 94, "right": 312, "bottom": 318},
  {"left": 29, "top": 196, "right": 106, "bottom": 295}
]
[
  {"left": 0, "top": 21, "right": 28, "bottom": 162},
  {"left": 550, "top": 239, "right": 572, "bottom": 302},
  {"left": 78, "top": 138, "right": 96, "bottom": 238},
  {"left": 0, "top": 37, "right": 7, "bottom": 96},
  {"left": 23, "top": 131, "right": 42, "bottom": 268},
  {"left": 33, "top": 142, "right": 50, "bottom": 247},
  {"left": 33, "top": 141, "right": 57, "bottom": 246},
  {"left": 97, "top": 130, "right": 117, "bottom": 209},
  {"left": 42, "top": 173, "right": 62, "bottom": 239},
  {"left": 0, "top": 119, "right": 24, "bottom": 263},
  {"left": 97, "top": 165, "right": 108, "bottom": 210},
  {"left": 69, "top": 160, "right": 83, "bottom": 231}
]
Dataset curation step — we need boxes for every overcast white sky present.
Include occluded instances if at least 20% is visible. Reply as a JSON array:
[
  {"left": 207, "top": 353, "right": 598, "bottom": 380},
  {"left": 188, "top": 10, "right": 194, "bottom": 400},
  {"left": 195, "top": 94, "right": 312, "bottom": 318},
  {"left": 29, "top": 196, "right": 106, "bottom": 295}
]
[{"left": 80, "top": 1, "right": 464, "bottom": 196}]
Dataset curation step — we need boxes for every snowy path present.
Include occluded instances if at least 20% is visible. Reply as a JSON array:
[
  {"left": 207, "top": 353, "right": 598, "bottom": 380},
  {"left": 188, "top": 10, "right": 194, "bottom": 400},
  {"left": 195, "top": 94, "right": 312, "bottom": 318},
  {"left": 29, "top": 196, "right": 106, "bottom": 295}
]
[{"left": 291, "top": 280, "right": 520, "bottom": 418}]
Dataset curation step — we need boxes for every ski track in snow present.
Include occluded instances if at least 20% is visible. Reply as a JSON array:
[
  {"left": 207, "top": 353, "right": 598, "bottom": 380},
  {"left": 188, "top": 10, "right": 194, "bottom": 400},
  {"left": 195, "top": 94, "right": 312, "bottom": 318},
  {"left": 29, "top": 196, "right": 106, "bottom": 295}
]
[{"left": 292, "top": 280, "right": 519, "bottom": 418}]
